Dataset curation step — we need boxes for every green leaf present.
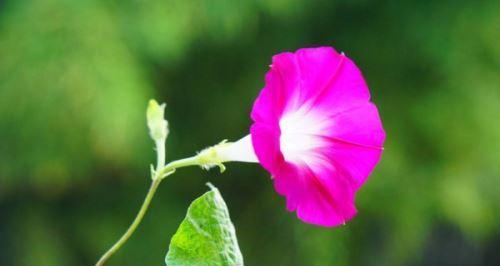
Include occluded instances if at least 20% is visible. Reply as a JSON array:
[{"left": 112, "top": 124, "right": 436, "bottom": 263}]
[{"left": 165, "top": 184, "right": 243, "bottom": 266}]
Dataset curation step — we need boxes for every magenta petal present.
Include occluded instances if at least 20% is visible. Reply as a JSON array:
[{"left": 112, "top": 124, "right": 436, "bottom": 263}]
[
  {"left": 325, "top": 103, "right": 385, "bottom": 148},
  {"left": 250, "top": 47, "right": 385, "bottom": 227},
  {"left": 273, "top": 163, "right": 357, "bottom": 227},
  {"left": 294, "top": 47, "right": 344, "bottom": 105},
  {"left": 323, "top": 141, "right": 383, "bottom": 190},
  {"left": 251, "top": 84, "right": 280, "bottom": 125},
  {"left": 250, "top": 123, "right": 282, "bottom": 173}
]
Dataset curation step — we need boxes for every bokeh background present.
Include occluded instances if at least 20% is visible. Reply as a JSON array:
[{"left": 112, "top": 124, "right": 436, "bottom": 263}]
[{"left": 1, "top": 0, "right": 499, "bottom": 265}]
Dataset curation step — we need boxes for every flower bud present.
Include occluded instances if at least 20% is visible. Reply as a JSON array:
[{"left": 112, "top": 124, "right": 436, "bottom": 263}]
[{"left": 147, "top": 99, "right": 169, "bottom": 142}]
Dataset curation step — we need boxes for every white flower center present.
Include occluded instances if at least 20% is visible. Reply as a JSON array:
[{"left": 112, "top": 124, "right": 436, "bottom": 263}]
[{"left": 279, "top": 107, "right": 329, "bottom": 165}]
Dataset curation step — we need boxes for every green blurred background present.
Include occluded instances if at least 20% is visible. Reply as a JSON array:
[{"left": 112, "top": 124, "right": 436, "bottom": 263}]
[{"left": 1, "top": 0, "right": 499, "bottom": 265}]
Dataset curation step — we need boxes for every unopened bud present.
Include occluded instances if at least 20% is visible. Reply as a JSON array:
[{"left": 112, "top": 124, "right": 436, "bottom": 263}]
[{"left": 147, "top": 99, "right": 169, "bottom": 142}]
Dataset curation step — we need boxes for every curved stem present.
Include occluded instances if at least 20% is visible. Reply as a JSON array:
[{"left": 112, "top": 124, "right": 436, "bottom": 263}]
[
  {"left": 95, "top": 156, "right": 201, "bottom": 266},
  {"left": 158, "top": 156, "right": 200, "bottom": 178},
  {"left": 96, "top": 178, "right": 161, "bottom": 266}
]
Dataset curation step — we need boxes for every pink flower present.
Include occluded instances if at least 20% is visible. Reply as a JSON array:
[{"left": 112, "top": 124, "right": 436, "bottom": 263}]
[
  {"left": 249, "top": 47, "right": 385, "bottom": 227},
  {"left": 214, "top": 46, "right": 384, "bottom": 227}
]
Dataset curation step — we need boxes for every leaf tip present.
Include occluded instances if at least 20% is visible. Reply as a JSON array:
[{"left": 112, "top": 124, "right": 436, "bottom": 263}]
[{"left": 205, "top": 182, "right": 217, "bottom": 191}]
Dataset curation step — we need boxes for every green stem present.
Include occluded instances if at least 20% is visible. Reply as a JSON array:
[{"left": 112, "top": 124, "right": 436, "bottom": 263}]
[
  {"left": 158, "top": 156, "right": 200, "bottom": 178},
  {"left": 95, "top": 156, "right": 200, "bottom": 266},
  {"left": 155, "top": 140, "right": 166, "bottom": 171},
  {"left": 96, "top": 178, "right": 162, "bottom": 266}
]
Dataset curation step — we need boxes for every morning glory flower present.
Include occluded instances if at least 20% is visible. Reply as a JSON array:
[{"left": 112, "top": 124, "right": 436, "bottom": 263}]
[{"left": 210, "top": 47, "right": 385, "bottom": 227}]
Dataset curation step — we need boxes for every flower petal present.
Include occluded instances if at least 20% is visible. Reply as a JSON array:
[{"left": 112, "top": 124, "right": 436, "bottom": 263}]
[
  {"left": 273, "top": 162, "right": 357, "bottom": 227},
  {"left": 250, "top": 123, "right": 282, "bottom": 173},
  {"left": 321, "top": 141, "right": 383, "bottom": 190},
  {"left": 324, "top": 102, "right": 385, "bottom": 148},
  {"left": 250, "top": 47, "right": 385, "bottom": 227},
  {"left": 307, "top": 53, "right": 371, "bottom": 116}
]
